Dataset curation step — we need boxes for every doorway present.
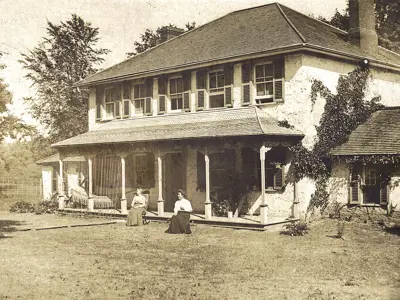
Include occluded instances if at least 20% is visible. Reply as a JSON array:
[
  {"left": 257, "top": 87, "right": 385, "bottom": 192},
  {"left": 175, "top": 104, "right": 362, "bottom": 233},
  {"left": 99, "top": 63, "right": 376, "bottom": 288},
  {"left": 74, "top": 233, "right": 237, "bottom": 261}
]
[{"left": 164, "top": 152, "right": 186, "bottom": 212}]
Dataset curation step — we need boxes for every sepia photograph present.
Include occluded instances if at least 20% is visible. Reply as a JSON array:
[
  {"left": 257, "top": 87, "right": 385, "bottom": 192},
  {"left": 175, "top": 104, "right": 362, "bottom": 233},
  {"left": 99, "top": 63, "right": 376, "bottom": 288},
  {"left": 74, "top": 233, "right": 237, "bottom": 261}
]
[{"left": 0, "top": 0, "right": 399, "bottom": 299}]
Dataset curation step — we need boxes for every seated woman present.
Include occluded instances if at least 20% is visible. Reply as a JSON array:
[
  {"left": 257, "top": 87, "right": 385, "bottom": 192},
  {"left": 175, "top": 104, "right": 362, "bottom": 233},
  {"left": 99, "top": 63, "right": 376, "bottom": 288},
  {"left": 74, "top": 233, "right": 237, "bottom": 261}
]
[
  {"left": 165, "top": 189, "right": 193, "bottom": 234},
  {"left": 127, "top": 188, "right": 147, "bottom": 226}
]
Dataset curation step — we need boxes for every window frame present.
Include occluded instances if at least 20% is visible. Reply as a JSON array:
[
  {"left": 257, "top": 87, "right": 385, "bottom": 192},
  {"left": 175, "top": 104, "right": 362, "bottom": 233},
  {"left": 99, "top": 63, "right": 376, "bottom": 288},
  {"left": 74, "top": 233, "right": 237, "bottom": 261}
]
[
  {"left": 133, "top": 83, "right": 146, "bottom": 115},
  {"left": 253, "top": 61, "right": 284, "bottom": 105},
  {"left": 133, "top": 153, "right": 148, "bottom": 188},
  {"left": 209, "top": 151, "right": 230, "bottom": 189},
  {"left": 208, "top": 70, "right": 225, "bottom": 109},
  {"left": 104, "top": 86, "right": 121, "bottom": 119},
  {"left": 169, "top": 77, "right": 184, "bottom": 112}
]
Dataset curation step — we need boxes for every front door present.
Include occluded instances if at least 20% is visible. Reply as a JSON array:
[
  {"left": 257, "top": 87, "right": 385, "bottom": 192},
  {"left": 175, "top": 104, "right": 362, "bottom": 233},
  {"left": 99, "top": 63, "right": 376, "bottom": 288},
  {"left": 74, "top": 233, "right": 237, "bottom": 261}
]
[
  {"left": 164, "top": 152, "right": 186, "bottom": 212},
  {"left": 363, "top": 167, "right": 382, "bottom": 205}
]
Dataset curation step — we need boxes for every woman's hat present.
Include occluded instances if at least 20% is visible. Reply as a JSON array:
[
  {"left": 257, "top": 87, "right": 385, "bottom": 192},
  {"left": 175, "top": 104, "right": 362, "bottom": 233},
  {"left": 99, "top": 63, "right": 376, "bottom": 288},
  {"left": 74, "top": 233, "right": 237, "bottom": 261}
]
[{"left": 177, "top": 189, "right": 186, "bottom": 197}]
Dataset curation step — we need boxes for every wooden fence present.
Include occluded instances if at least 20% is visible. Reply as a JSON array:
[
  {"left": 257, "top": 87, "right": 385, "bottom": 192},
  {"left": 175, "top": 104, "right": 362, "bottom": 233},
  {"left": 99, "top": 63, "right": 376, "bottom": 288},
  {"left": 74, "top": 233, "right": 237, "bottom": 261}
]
[{"left": 0, "top": 177, "right": 42, "bottom": 205}]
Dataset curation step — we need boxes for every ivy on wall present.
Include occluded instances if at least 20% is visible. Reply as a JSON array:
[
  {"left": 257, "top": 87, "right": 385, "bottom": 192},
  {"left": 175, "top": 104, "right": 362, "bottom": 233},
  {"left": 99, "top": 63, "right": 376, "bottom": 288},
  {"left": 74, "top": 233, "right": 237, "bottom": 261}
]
[{"left": 289, "top": 67, "right": 384, "bottom": 213}]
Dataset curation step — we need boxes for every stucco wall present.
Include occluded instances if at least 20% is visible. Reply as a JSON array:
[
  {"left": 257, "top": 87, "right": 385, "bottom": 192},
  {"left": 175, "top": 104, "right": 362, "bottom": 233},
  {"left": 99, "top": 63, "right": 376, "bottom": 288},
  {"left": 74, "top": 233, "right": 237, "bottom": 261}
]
[{"left": 327, "top": 162, "right": 350, "bottom": 206}]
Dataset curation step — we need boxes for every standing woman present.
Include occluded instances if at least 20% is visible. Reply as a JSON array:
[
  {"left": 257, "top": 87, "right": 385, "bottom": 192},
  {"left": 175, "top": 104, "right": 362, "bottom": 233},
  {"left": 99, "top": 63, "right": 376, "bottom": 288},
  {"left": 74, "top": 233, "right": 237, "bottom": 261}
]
[
  {"left": 127, "top": 188, "right": 146, "bottom": 226},
  {"left": 165, "top": 189, "right": 193, "bottom": 234}
]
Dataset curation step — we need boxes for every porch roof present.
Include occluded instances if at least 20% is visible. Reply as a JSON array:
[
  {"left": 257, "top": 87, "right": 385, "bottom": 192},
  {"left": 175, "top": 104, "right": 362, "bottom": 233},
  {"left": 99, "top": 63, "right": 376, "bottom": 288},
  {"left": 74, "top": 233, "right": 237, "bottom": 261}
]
[
  {"left": 51, "top": 106, "right": 304, "bottom": 148},
  {"left": 36, "top": 153, "right": 86, "bottom": 165},
  {"left": 331, "top": 107, "right": 400, "bottom": 156}
]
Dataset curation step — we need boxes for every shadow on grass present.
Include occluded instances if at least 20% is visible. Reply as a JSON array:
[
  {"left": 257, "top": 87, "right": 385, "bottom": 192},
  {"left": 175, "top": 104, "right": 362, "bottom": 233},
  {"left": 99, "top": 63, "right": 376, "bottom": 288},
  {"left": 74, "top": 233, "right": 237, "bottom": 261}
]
[
  {"left": 384, "top": 227, "right": 400, "bottom": 236},
  {"left": 0, "top": 220, "right": 25, "bottom": 234}
]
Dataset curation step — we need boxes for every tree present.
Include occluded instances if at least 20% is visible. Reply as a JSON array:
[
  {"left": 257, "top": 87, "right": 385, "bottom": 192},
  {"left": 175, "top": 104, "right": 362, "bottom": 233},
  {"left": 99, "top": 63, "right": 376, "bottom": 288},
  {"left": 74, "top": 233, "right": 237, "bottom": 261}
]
[
  {"left": 20, "top": 14, "right": 110, "bottom": 143},
  {"left": 0, "top": 64, "right": 34, "bottom": 143},
  {"left": 318, "top": 0, "right": 400, "bottom": 53},
  {"left": 127, "top": 22, "right": 196, "bottom": 57}
]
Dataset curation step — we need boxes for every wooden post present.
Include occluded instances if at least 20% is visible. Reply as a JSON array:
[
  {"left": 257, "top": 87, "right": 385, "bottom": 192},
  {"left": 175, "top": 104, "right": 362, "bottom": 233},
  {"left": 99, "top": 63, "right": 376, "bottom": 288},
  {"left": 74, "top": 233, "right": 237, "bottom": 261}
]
[
  {"left": 120, "top": 155, "right": 127, "bottom": 215},
  {"left": 259, "top": 145, "right": 267, "bottom": 224},
  {"left": 87, "top": 156, "right": 94, "bottom": 212},
  {"left": 58, "top": 159, "right": 65, "bottom": 209},
  {"left": 292, "top": 177, "right": 300, "bottom": 219},
  {"left": 157, "top": 150, "right": 164, "bottom": 216},
  {"left": 204, "top": 149, "right": 212, "bottom": 220}
]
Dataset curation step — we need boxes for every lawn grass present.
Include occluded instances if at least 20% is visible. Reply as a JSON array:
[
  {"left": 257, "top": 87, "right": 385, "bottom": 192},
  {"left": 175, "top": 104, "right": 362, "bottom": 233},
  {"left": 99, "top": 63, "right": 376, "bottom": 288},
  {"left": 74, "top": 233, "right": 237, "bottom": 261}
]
[{"left": 0, "top": 213, "right": 399, "bottom": 300}]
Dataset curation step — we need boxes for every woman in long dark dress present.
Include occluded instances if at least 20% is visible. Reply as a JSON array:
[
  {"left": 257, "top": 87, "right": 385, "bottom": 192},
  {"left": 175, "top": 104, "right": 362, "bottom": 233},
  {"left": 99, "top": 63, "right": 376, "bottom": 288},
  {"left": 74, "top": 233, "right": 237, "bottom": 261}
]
[
  {"left": 127, "top": 188, "right": 146, "bottom": 226},
  {"left": 165, "top": 189, "right": 193, "bottom": 234}
]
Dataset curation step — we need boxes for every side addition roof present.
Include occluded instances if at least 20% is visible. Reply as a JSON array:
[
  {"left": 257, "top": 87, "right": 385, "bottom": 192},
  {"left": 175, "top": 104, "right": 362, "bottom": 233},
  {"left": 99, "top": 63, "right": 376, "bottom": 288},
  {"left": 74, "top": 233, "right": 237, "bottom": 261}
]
[
  {"left": 331, "top": 107, "right": 400, "bottom": 156},
  {"left": 51, "top": 107, "right": 304, "bottom": 148},
  {"left": 76, "top": 2, "right": 400, "bottom": 87}
]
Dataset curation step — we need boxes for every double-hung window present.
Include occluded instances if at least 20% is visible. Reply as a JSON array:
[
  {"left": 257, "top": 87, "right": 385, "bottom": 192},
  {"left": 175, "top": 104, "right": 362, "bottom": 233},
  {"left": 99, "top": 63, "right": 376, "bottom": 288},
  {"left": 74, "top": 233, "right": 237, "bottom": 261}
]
[
  {"left": 255, "top": 60, "right": 284, "bottom": 104},
  {"left": 169, "top": 77, "right": 184, "bottom": 111},
  {"left": 105, "top": 86, "right": 121, "bottom": 119},
  {"left": 133, "top": 84, "right": 146, "bottom": 115},
  {"left": 134, "top": 154, "right": 147, "bottom": 187},
  {"left": 208, "top": 70, "right": 225, "bottom": 108}
]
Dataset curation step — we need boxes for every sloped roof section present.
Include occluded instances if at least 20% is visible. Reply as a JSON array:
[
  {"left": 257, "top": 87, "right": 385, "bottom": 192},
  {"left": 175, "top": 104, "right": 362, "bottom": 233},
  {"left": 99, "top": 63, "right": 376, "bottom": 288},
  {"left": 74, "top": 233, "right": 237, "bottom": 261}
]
[
  {"left": 77, "top": 3, "right": 400, "bottom": 87},
  {"left": 279, "top": 5, "right": 400, "bottom": 65},
  {"left": 36, "top": 153, "right": 86, "bottom": 165},
  {"left": 51, "top": 107, "right": 304, "bottom": 148},
  {"left": 331, "top": 107, "right": 400, "bottom": 156}
]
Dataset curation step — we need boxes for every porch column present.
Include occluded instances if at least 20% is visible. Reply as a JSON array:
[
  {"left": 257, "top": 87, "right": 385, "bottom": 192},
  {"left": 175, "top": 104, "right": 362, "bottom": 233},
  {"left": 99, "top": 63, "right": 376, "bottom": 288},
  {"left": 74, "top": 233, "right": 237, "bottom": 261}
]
[
  {"left": 58, "top": 159, "right": 65, "bottom": 209},
  {"left": 204, "top": 149, "right": 212, "bottom": 220},
  {"left": 157, "top": 150, "right": 164, "bottom": 217},
  {"left": 87, "top": 156, "right": 94, "bottom": 212},
  {"left": 120, "top": 154, "right": 127, "bottom": 215},
  {"left": 259, "top": 144, "right": 271, "bottom": 224},
  {"left": 292, "top": 178, "right": 300, "bottom": 219}
]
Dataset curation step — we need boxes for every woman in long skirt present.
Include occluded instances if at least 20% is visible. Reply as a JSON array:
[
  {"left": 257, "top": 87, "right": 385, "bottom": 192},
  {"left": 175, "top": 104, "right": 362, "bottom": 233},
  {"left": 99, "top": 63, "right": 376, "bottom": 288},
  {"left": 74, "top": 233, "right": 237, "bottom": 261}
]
[
  {"left": 127, "top": 188, "right": 146, "bottom": 226},
  {"left": 165, "top": 189, "right": 193, "bottom": 234}
]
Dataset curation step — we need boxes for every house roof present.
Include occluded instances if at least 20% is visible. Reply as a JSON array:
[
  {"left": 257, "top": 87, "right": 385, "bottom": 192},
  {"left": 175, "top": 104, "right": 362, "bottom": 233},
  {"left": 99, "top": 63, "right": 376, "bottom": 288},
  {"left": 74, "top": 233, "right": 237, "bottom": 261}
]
[
  {"left": 36, "top": 153, "right": 86, "bottom": 165},
  {"left": 51, "top": 106, "right": 304, "bottom": 148},
  {"left": 77, "top": 2, "right": 400, "bottom": 87},
  {"left": 331, "top": 107, "right": 400, "bottom": 156}
]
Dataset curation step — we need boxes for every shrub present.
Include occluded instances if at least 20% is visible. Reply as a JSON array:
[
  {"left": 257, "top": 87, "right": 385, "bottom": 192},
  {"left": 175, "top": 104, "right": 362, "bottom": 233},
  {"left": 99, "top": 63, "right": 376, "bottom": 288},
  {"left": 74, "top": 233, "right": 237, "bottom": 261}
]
[
  {"left": 35, "top": 200, "right": 58, "bottom": 215},
  {"left": 280, "top": 220, "right": 309, "bottom": 236},
  {"left": 9, "top": 201, "right": 35, "bottom": 213}
]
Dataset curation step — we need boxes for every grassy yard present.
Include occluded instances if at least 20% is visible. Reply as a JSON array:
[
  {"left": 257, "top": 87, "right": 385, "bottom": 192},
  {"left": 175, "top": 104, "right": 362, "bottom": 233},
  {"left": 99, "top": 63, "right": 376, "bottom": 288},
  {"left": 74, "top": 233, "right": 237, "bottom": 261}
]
[{"left": 0, "top": 212, "right": 399, "bottom": 300}]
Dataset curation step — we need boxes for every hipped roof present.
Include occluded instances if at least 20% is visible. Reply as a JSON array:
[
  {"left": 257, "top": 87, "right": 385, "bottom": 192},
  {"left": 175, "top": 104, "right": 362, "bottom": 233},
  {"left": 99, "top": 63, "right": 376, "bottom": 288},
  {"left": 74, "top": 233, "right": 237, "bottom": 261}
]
[
  {"left": 51, "top": 106, "right": 304, "bottom": 148},
  {"left": 76, "top": 2, "right": 400, "bottom": 87},
  {"left": 331, "top": 107, "right": 400, "bottom": 156}
]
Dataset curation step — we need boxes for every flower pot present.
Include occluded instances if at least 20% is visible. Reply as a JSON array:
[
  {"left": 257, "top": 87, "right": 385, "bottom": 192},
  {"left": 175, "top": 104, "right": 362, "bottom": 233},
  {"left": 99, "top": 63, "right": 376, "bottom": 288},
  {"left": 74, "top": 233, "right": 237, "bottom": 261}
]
[{"left": 227, "top": 211, "right": 233, "bottom": 218}]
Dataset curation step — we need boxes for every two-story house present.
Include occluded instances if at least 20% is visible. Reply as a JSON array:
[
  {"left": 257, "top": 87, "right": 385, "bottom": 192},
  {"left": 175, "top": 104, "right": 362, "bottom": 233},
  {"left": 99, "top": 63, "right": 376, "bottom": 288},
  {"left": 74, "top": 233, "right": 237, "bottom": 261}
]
[{"left": 45, "top": 0, "right": 400, "bottom": 223}]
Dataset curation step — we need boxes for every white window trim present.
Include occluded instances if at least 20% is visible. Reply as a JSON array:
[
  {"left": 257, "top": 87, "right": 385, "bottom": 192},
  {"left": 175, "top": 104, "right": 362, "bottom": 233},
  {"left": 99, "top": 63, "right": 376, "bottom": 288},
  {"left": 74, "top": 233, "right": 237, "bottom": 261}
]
[
  {"left": 253, "top": 62, "right": 284, "bottom": 105},
  {"left": 169, "top": 77, "right": 184, "bottom": 113},
  {"left": 133, "top": 83, "right": 146, "bottom": 116},
  {"left": 104, "top": 86, "right": 122, "bottom": 120}
]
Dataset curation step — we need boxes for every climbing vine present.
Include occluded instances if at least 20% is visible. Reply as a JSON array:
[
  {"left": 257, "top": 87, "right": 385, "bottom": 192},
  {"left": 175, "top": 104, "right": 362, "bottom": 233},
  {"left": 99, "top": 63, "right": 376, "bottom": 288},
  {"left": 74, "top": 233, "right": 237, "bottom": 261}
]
[{"left": 290, "top": 67, "right": 384, "bottom": 213}]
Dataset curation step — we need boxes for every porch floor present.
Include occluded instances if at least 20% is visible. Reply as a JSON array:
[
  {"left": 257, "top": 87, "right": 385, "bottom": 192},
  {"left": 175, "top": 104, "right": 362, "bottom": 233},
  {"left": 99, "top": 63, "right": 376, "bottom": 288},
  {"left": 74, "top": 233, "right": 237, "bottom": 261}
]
[{"left": 59, "top": 208, "right": 297, "bottom": 230}]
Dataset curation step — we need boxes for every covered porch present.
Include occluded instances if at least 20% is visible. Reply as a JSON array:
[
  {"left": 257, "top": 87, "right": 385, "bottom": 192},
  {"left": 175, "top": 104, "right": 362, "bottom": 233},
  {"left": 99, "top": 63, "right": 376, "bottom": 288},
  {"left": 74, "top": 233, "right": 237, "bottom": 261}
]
[{"left": 52, "top": 107, "right": 304, "bottom": 225}]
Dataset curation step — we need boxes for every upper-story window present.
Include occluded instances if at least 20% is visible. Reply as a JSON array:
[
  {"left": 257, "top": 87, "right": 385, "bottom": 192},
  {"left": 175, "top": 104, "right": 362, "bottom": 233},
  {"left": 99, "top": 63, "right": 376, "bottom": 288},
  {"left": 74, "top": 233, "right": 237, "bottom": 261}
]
[
  {"left": 254, "top": 60, "right": 284, "bottom": 104},
  {"left": 105, "top": 86, "right": 121, "bottom": 119},
  {"left": 208, "top": 70, "right": 225, "bottom": 108},
  {"left": 169, "top": 77, "right": 184, "bottom": 111},
  {"left": 133, "top": 83, "right": 146, "bottom": 115}
]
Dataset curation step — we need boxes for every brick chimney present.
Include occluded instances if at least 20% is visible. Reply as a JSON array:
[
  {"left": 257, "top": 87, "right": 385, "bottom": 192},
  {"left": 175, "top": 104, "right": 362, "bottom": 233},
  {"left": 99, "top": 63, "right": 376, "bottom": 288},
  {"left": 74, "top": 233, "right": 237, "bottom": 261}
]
[
  {"left": 159, "top": 26, "right": 185, "bottom": 41},
  {"left": 348, "top": 0, "right": 378, "bottom": 54}
]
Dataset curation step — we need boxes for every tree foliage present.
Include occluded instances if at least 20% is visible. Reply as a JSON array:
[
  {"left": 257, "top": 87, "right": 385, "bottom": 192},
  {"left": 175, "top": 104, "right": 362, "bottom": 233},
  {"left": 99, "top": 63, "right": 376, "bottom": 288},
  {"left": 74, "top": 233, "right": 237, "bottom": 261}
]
[
  {"left": 318, "top": 0, "right": 400, "bottom": 53},
  {"left": 20, "top": 14, "right": 110, "bottom": 142},
  {"left": 0, "top": 64, "right": 35, "bottom": 143},
  {"left": 127, "top": 22, "right": 196, "bottom": 57}
]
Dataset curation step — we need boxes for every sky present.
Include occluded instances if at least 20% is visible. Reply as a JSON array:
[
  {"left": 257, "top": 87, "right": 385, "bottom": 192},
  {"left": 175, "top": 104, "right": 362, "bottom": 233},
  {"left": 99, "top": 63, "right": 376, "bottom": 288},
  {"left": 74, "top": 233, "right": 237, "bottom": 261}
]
[{"left": 0, "top": 0, "right": 347, "bottom": 125}]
